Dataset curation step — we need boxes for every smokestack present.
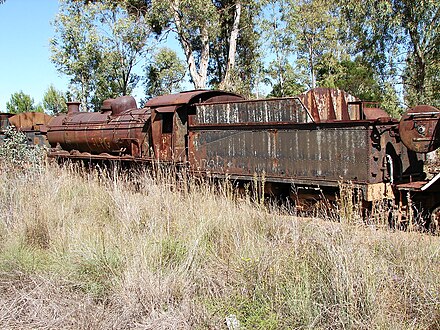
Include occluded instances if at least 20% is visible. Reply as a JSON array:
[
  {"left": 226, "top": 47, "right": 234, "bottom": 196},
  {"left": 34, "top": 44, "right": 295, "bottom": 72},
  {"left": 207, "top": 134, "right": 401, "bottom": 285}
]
[{"left": 67, "top": 101, "right": 81, "bottom": 114}]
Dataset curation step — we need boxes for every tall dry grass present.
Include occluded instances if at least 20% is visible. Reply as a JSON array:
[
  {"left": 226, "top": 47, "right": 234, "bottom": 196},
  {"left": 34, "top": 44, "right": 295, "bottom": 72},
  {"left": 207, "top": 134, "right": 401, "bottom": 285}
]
[{"left": 0, "top": 158, "right": 439, "bottom": 329}]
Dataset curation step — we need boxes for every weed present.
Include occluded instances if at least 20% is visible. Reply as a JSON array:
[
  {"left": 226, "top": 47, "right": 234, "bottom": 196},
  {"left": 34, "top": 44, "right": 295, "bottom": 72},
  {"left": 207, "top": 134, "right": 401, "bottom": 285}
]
[{"left": 0, "top": 163, "right": 438, "bottom": 328}]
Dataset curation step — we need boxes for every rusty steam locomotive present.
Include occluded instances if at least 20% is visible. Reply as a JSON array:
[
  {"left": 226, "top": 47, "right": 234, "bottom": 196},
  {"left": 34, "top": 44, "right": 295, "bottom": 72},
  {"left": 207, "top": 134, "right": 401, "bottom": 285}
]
[{"left": 1, "top": 88, "right": 439, "bottom": 227}]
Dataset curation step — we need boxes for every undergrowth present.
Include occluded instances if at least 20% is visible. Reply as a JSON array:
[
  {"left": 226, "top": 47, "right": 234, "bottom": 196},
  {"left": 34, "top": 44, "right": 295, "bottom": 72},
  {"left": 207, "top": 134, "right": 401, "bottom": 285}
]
[{"left": 0, "top": 136, "right": 439, "bottom": 329}]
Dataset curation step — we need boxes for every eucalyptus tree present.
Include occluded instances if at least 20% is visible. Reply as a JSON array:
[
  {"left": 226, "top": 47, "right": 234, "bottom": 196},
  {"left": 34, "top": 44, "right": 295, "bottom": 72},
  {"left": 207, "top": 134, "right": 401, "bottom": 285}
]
[
  {"left": 43, "top": 85, "right": 68, "bottom": 115},
  {"left": 144, "top": 47, "right": 186, "bottom": 98},
  {"left": 6, "top": 92, "right": 42, "bottom": 114},
  {"left": 340, "top": 0, "right": 440, "bottom": 107},
  {"left": 282, "top": 0, "right": 345, "bottom": 89},
  {"left": 51, "top": 0, "right": 152, "bottom": 111},
  {"left": 260, "top": 0, "right": 307, "bottom": 97},
  {"left": 208, "top": 0, "right": 261, "bottom": 96},
  {"left": 134, "top": 0, "right": 261, "bottom": 94}
]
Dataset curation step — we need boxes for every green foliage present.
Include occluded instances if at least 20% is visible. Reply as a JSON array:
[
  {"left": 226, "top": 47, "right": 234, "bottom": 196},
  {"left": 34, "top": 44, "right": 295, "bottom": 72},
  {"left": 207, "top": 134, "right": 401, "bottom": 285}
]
[
  {"left": 208, "top": 0, "right": 262, "bottom": 95},
  {"left": 132, "top": 0, "right": 261, "bottom": 93},
  {"left": 142, "top": 0, "right": 218, "bottom": 89},
  {"left": 261, "top": 1, "right": 302, "bottom": 97},
  {"left": 6, "top": 91, "right": 42, "bottom": 114},
  {"left": 0, "top": 127, "right": 46, "bottom": 169},
  {"left": 50, "top": 0, "right": 102, "bottom": 111},
  {"left": 51, "top": 0, "right": 152, "bottom": 111},
  {"left": 159, "top": 237, "right": 188, "bottom": 268},
  {"left": 43, "top": 85, "right": 68, "bottom": 115},
  {"left": 380, "top": 82, "right": 403, "bottom": 118},
  {"left": 266, "top": 62, "right": 306, "bottom": 97},
  {"left": 340, "top": 0, "right": 440, "bottom": 107},
  {"left": 48, "top": 0, "right": 439, "bottom": 107},
  {"left": 0, "top": 243, "right": 53, "bottom": 274},
  {"left": 317, "top": 55, "right": 383, "bottom": 101},
  {"left": 74, "top": 247, "right": 124, "bottom": 298},
  {"left": 234, "top": 2, "right": 263, "bottom": 96},
  {"left": 284, "top": 0, "right": 344, "bottom": 89},
  {"left": 144, "top": 47, "right": 185, "bottom": 98}
]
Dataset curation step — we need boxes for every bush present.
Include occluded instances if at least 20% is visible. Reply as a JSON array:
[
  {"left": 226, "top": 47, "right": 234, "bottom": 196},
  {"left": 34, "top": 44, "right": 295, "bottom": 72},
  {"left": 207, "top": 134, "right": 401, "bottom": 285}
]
[{"left": 0, "top": 127, "right": 46, "bottom": 170}]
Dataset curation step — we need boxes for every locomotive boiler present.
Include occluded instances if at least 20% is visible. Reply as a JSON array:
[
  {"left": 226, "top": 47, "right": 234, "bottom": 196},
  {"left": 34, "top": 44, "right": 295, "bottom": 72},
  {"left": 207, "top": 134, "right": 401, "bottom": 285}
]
[{"left": 43, "top": 88, "right": 440, "bottom": 226}]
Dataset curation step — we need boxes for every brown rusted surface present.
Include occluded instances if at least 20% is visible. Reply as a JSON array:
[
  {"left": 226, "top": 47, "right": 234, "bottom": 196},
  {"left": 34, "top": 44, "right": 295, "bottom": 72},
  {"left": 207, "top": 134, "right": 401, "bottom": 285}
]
[
  {"left": 399, "top": 105, "right": 440, "bottom": 153},
  {"left": 67, "top": 101, "right": 80, "bottom": 114},
  {"left": 49, "top": 149, "right": 152, "bottom": 162},
  {"left": 147, "top": 90, "right": 243, "bottom": 162},
  {"left": 0, "top": 113, "right": 13, "bottom": 130},
  {"left": 145, "top": 90, "right": 243, "bottom": 108},
  {"left": 188, "top": 116, "right": 424, "bottom": 186},
  {"left": 395, "top": 181, "right": 427, "bottom": 191},
  {"left": 109, "top": 96, "right": 137, "bottom": 115},
  {"left": 47, "top": 96, "right": 151, "bottom": 158},
  {"left": 298, "top": 88, "right": 359, "bottom": 122},
  {"left": 191, "top": 97, "right": 313, "bottom": 126},
  {"left": 189, "top": 124, "right": 373, "bottom": 183},
  {"left": 8, "top": 112, "right": 53, "bottom": 131},
  {"left": 394, "top": 171, "right": 440, "bottom": 193},
  {"left": 0, "top": 112, "right": 52, "bottom": 147},
  {"left": 363, "top": 107, "right": 391, "bottom": 120},
  {"left": 41, "top": 88, "right": 439, "bottom": 220},
  {"left": 186, "top": 90, "right": 425, "bottom": 188}
]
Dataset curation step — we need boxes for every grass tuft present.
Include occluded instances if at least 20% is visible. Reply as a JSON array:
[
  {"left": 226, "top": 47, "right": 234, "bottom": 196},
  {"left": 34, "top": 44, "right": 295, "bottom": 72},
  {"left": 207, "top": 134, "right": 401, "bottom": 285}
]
[{"left": 0, "top": 158, "right": 439, "bottom": 329}]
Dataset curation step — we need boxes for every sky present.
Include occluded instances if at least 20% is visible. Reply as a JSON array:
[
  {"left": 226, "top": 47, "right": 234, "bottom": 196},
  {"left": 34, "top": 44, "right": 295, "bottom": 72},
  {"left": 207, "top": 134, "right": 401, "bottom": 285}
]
[
  {"left": 0, "top": 0, "right": 69, "bottom": 112},
  {"left": 0, "top": 0, "right": 267, "bottom": 113}
]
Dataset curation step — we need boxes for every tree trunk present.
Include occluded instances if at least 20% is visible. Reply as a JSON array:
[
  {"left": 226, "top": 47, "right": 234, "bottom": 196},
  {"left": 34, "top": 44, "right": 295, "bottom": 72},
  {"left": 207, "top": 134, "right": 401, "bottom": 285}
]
[
  {"left": 219, "top": 2, "right": 242, "bottom": 90},
  {"left": 308, "top": 41, "right": 316, "bottom": 89},
  {"left": 80, "top": 74, "right": 88, "bottom": 112},
  {"left": 171, "top": 0, "right": 209, "bottom": 89},
  {"left": 408, "top": 31, "right": 426, "bottom": 102}
]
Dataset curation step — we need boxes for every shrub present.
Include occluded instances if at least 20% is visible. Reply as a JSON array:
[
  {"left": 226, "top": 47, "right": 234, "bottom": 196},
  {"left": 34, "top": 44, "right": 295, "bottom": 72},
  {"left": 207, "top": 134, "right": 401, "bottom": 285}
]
[{"left": 0, "top": 127, "right": 46, "bottom": 170}]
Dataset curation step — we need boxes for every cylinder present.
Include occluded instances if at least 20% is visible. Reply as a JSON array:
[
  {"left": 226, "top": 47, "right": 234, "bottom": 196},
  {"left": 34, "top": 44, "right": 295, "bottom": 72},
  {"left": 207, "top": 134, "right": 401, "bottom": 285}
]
[{"left": 67, "top": 101, "right": 81, "bottom": 114}]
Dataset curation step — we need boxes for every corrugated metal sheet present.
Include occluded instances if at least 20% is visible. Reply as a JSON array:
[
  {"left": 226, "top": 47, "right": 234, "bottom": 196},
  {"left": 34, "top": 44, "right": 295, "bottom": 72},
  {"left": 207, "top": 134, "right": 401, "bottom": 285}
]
[
  {"left": 189, "top": 125, "right": 375, "bottom": 184},
  {"left": 193, "top": 98, "right": 313, "bottom": 125}
]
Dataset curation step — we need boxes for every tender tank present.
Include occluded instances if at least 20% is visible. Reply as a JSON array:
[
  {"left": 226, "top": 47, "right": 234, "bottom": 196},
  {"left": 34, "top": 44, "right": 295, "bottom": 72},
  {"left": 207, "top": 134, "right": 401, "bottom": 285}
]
[{"left": 47, "top": 96, "right": 151, "bottom": 158}]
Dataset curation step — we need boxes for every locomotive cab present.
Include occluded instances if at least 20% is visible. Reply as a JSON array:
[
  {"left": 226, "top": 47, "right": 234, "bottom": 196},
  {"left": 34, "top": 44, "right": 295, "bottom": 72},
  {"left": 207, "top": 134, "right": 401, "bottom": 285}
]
[{"left": 145, "top": 90, "right": 243, "bottom": 163}]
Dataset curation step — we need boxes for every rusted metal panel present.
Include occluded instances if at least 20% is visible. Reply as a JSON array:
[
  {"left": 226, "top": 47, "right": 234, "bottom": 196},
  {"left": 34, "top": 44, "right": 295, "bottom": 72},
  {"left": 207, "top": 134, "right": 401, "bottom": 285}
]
[
  {"left": 192, "top": 98, "right": 313, "bottom": 126},
  {"left": 0, "top": 113, "right": 13, "bottom": 130},
  {"left": 396, "top": 172, "right": 440, "bottom": 192},
  {"left": 146, "top": 90, "right": 243, "bottom": 162},
  {"left": 150, "top": 111, "right": 174, "bottom": 162},
  {"left": 9, "top": 112, "right": 53, "bottom": 130},
  {"left": 399, "top": 105, "right": 440, "bottom": 153},
  {"left": 145, "top": 90, "right": 243, "bottom": 108},
  {"left": 363, "top": 107, "right": 391, "bottom": 120},
  {"left": 67, "top": 101, "right": 81, "bottom": 114},
  {"left": 173, "top": 109, "right": 188, "bottom": 162},
  {"left": 298, "top": 88, "right": 360, "bottom": 122},
  {"left": 189, "top": 124, "right": 378, "bottom": 184},
  {"left": 155, "top": 106, "right": 178, "bottom": 113}
]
